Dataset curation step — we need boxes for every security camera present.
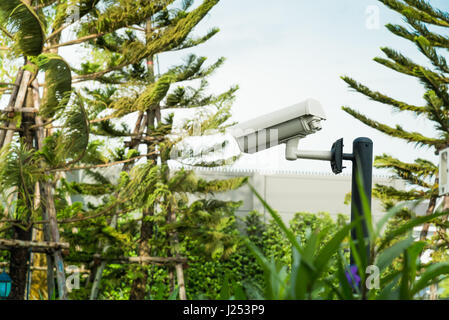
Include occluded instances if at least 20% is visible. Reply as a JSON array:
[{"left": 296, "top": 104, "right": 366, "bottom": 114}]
[{"left": 228, "top": 98, "right": 326, "bottom": 154}]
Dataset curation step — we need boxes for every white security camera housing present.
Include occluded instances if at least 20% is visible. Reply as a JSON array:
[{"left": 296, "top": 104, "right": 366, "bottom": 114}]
[{"left": 228, "top": 98, "right": 326, "bottom": 154}]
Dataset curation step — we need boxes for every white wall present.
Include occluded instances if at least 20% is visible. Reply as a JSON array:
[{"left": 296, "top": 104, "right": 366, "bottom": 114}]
[{"left": 191, "top": 167, "right": 406, "bottom": 224}]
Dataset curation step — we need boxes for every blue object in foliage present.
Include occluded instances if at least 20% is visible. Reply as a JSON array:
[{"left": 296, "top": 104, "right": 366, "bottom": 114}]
[
  {"left": 345, "top": 264, "right": 361, "bottom": 289},
  {"left": 0, "top": 271, "right": 12, "bottom": 299}
]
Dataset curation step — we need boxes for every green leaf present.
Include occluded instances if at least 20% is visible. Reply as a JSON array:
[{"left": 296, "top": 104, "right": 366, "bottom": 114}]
[
  {"left": 376, "top": 236, "right": 415, "bottom": 272},
  {"left": 335, "top": 250, "right": 355, "bottom": 300},
  {"left": 168, "top": 287, "right": 179, "bottom": 300},
  {"left": 407, "top": 241, "right": 427, "bottom": 283},
  {"left": 411, "top": 262, "right": 449, "bottom": 296},
  {"left": 314, "top": 222, "right": 353, "bottom": 279},
  {"left": 399, "top": 250, "right": 411, "bottom": 300}
]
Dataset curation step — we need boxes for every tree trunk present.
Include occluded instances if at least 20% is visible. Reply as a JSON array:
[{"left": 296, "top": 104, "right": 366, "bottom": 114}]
[
  {"left": 129, "top": 16, "right": 159, "bottom": 300},
  {"left": 420, "top": 196, "right": 437, "bottom": 241},
  {"left": 129, "top": 46, "right": 156, "bottom": 299},
  {"left": 90, "top": 113, "right": 146, "bottom": 300},
  {"left": 129, "top": 207, "right": 153, "bottom": 300},
  {"left": 8, "top": 226, "right": 32, "bottom": 300}
]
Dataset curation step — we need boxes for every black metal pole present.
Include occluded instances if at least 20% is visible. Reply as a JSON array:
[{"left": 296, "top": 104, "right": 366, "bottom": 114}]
[{"left": 349, "top": 137, "right": 373, "bottom": 267}]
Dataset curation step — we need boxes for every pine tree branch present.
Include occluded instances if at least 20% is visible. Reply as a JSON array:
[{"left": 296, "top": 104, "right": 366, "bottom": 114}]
[
  {"left": 379, "top": 0, "right": 449, "bottom": 27},
  {"left": 375, "top": 154, "right": 437, "bottom": 175},
  {"left": 46, "top": 151, "right": 157, "bottom": 173},
  {"left": 2, "top": 196, "right": 130, "bottom": 227},
  {"left": 375, "top": 47, "right": 449, "bottom": 83},
  {"left": 386, "top": 19, "right": 449, "bottom": 52},
  {"left": 374, "top": 183, "right": 429, "bottom": 200},
  {"left": 46, "top": 33, "right": 104, "bottom": 50},
  {"left": 342, "top": 76, "right": 427, "bottom": 114},
  {"left": 342, "top": 106, "right": 445, "bottom": 148},
  {"left": 0, "top": 25, "right": 13, "bottom": 39},
  {"left": 374, "top": 159, "right": 433, "bottom": 188},
  {"left": 414, "top": 35, "right": 449, "bottom": 73},
  {"left": 422, "top": 90, "right": 449, "bottom": 135},
  {"left": 404, "top": 0, "right": 449, "bottom": 25},
  {"left": 72, "top": 63, "right": 128, "bottom": 82},
  {"left": 89, "top": 115, "right": 117, "bottom": 123}
]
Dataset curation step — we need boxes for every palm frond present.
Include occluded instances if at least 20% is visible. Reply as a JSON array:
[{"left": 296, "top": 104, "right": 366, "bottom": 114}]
[
  {"left": 34, "top": 53, "right": 72, "bottom": 118},
  {"left": 0, "top": 0, "right": 45, "bottom": 56}
]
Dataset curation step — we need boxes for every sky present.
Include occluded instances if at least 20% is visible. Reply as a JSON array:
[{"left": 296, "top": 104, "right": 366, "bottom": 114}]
[{"left": 155, "top": 0, "right": 449, "bottom": 176}]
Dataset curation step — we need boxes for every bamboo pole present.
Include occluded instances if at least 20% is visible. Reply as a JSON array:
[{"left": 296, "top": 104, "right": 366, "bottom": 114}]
[
  {"left": 89, "top": 216, "right": 117, "bottom": 300},
  {"left": 32, "top": 79, "right": 68, "bottom": 300},
  {"left": 32, "top": 79, "right": 56, "bottom": 299},
  {"left": 0, "top": 239, "right": 69, "bottom": 251},
  {"left": 168, "top": 205, "right": 186, "bottom": 300},
  {"left": 92, "top": 254, "right": 187, "bottom": 265},
  {"left": 0, "top": 262, "right": 90, "bottom": 273},
  {"left": 0, "top": 70, "right": 23, "bottom": 148},
  {"left": 3, "top": 70, "right": 32, "bottom": 148},
  {"left": 39, "top": 182, "right": 68, "bottom": 299}
]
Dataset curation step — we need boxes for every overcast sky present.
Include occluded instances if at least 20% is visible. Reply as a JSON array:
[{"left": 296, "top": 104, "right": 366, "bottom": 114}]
[{"left": 156, "top": 0, "right": 449, "bottom": 175}]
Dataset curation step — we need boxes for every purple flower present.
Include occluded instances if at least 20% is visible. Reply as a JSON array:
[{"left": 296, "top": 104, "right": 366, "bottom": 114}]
[{"left": 345, "top": 265, "right": 361, "bottom": 289}]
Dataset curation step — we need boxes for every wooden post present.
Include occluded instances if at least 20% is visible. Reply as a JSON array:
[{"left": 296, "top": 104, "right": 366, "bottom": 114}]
[
  {"left": 39, "top": 182, "right": 68, "bottom": 299},
  {"left": 0, "top": 70, "right": 23, "bottom": 148},
  {"left": 32, "top": 79, "right": 68, "bottom": 300},
  {"left": 6, "top": 67, "right": 34, "bottom": 300},
  {"left": 3, "top": 70, "right": 32, "bottom": 148},
  {"left": 0, "top": 239, "right": 69, "bottom": 251},
  {"left": 168, "top": 204, "right": 186, "bottom": 300},
  {"left": 89, "top": 216, "right": 117, "bottom": 300}
]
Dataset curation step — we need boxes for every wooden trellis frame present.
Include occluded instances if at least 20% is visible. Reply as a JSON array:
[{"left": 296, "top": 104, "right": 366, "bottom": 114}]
[{"left": 0, "top": 239, "right": 69, "bottom": 253}]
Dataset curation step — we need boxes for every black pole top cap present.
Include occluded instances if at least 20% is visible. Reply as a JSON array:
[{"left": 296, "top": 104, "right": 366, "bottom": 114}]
[{"left": 353, "top": 137, "right": 373, "bottom": 145}]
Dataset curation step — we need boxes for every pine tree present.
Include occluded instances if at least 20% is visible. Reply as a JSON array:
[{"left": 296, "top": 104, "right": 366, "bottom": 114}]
[
  {"left": 0, "top": 0, "right": 245, "bottom": 300},
  {"left": 341, "top": 0, "right": 449, "bottom": 261}
]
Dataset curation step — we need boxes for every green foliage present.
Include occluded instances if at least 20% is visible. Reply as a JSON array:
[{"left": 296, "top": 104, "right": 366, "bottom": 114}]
[
  {"left": 82, "top": 209, "right": 346, "bottom": 300},
  {"left": 0, "top": 0, "right": 45, "bottom": 56},
  {"left": 0, "top": 143, "right": 43, "bottom": 220},
  {"left": 234, "top": 188, "right": 449, "bottom": 300}
]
